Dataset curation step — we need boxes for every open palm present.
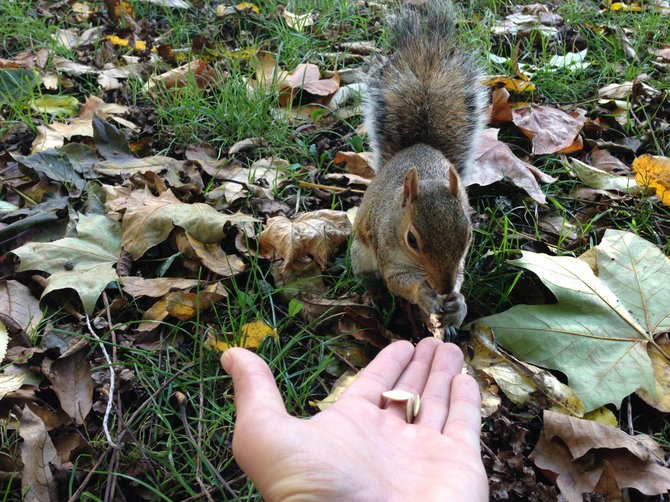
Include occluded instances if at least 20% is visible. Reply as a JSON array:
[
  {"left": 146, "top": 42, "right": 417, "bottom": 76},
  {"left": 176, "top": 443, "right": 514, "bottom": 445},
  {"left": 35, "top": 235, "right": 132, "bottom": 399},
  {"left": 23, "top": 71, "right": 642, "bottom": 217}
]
[{"left": 222, "top": 338, "right": 488, "bottom": 501}]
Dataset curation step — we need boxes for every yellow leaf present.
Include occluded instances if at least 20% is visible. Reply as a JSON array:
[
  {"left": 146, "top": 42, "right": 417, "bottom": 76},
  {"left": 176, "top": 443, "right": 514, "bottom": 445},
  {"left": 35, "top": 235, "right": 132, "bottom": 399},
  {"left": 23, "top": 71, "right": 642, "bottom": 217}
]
[
  {"left": 222, "top": 47, "right": 258, "bottom": 60},
  {"left": 637, "top": 335, "right": 670, "bottom": 412},
  {"left": 235, "top": 2, "right": 260, "bottom": 13},
  {"left": 482, "top": 75, "right": 536, "bottom": 93},
  {"left": 584, "top": 407, "right": 618, "bottom": 427},
  {"left": 31, "top": 95, "right": 80, "bottom": 117},
  {"left": 632, "top": 154, "right": 670, "bottom": 205},
  {"left": 105, "top": 34, "right": 148, "bottom": 51},
  {"left": 207, "top": 320, "right": 278, "bottom": 352}
]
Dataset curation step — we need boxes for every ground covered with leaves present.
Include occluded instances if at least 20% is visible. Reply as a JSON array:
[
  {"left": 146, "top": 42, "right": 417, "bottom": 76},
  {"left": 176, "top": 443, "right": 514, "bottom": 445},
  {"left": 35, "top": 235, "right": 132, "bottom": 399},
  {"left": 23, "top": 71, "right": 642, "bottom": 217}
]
[{"left": 1, "top": 0, "right": 670, "bottom": 500}]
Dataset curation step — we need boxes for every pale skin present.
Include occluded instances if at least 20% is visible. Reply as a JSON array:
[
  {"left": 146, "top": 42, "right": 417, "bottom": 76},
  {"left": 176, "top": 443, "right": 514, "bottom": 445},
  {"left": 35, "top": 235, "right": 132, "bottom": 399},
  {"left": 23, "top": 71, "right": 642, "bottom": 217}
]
[{"left": 221, "top": 337, "right": 488, "bottom": 501}]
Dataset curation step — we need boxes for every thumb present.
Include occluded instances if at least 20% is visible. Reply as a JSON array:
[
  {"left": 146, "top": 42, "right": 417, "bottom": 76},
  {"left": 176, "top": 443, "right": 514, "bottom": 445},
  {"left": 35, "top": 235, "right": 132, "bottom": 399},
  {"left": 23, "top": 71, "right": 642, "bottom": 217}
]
[{"left": 221, "top": 348, "right": 287, "bottom": 420}]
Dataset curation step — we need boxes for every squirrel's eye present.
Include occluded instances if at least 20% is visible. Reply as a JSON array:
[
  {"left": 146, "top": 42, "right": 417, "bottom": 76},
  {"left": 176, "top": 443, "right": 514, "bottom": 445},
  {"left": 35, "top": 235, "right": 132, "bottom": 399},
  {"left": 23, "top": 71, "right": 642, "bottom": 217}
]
[{"left": 407, "top": 230, "right": 419, "bottom": 250}]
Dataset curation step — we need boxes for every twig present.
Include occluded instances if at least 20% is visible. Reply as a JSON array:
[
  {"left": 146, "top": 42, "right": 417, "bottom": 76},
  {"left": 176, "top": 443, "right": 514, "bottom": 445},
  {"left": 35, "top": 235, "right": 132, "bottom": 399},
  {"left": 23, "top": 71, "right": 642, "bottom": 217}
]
[
  {"left": 297, "top": 180, "right": 365, "bottom": 194},
  {"left": 85, "top": 315, "right": 118, "bottom": 449}
]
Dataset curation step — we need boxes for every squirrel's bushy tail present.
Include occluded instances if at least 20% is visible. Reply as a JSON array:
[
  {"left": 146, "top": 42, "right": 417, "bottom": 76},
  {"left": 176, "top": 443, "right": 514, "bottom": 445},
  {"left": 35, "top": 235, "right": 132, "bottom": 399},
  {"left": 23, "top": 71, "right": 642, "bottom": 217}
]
[{"left": 364, "top": 0, "right": 487, "bottom": 173}]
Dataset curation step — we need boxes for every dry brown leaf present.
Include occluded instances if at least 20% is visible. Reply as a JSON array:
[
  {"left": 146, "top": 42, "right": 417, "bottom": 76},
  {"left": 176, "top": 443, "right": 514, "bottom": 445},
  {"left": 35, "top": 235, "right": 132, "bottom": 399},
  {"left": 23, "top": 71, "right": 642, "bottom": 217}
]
[
  {"left": 512, "top": 105, "right": 587, "bottom": 155},
  {"left": 281, "top": 64, "right": 339, "bottom": 100},
  {"left": 465, "top": 128, "right": 555, "bottom": 204},
  {"left": 228, "top": 136, "right": 267, "bottom": 155},
  {"left": 488, "top": 87, "right": 513, "bottom": 125},
  {"left": 45, "top": 349, "right": 93, "bottom": 425},
  {"left": 259, "top": 209, "right": 352, "bottom": 271},
  {"left": 531, "top": 410, "right": 670, "bottom": 501},
  {"left": 119, "top": 277, "right": 200, "bottom": 297},
  {"left": 19, "top": 405, "right": 61, "bottom": 502},
  {"left": 0, "top": 280, "right": 43, "bottom": 334},
  {"left": 631, "top": 154, "right": 670, "bottom": 205},
  {"left": 332, "top": 151, "right": 375, "bottom": 178},
  {"left": 94, "top": 155, "right": 184, "bottom": 176},
  {"left": 143, "top": 59, "right": 218, "bottom": 92},
  {"left": 185, "top": 234, "right": 246, "bottom": 277}
]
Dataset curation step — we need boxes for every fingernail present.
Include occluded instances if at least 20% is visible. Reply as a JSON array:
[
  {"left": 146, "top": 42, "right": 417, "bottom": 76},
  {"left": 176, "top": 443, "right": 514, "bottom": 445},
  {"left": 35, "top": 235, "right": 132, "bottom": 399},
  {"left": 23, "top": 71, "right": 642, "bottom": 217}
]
[{"left": 221, "top": 350, "right": 235, "bottom": 374}]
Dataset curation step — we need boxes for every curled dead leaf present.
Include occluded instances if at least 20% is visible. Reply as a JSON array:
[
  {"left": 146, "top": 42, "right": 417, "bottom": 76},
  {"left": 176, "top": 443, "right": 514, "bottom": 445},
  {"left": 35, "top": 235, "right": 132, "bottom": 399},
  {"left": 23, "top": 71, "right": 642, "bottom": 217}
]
[{"left": 259, "top": 209, "right": 352, "bottom": 271}]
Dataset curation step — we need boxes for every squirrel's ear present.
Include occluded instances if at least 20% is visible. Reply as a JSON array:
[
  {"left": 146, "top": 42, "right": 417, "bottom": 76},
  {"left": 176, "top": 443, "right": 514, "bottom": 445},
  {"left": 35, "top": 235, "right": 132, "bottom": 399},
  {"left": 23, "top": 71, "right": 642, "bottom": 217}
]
[
  {"left": 448, "top": 167, "right": 459, "bottom": 197},
  {"left": 402, "top": 167, "right": 420, "bottom": 206}
]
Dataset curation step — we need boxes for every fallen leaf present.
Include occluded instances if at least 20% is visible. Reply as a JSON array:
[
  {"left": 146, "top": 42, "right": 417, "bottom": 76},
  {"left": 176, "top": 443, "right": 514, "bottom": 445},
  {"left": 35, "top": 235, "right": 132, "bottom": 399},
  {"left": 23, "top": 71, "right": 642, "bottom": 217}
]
[
  {"left": 631, "top": 154, "right": 670, "bottom": 205},
  {"left": 0, "top": 280, "right": 43, "bottom": 334},
  {"left": 512, "top": 105, "right": 587, "bottom": 154},
  {"left": 120, "top": 277, "right": 200, "bottom": 297},
  {"left": 104, "top": 187, "right": 256, "bottom": 259},
  {"left": 567, "top": 158, "right": 640, "bottom": 194},
  {"left": 94, "top": 155, "right": 184, "bottom": 175},
  {"left": 259, "top": 209, "right": 352, "bottom": 271},
  {"left": 636, "top": 334, "right": 670, "bottom": 411},
  {"left": 531, "top": 410, "right": 670, "bottom": 501},
  {"left": 332, "top": 151, "right": 375, "bottom": 178},
  {"left": 19, "top": 405, "right": 61, "bottom": 502},
  {"left": 143, "top": 59, "right": 217, "bottom": 92},
  {"left": 31, "top": 96, "right": 134, "bottom": 153},
  {"left": 488, "top": 87, "right": 513, "bottom": 125},
  {"left": 282, "top": 9, "right": 314, "bottom": 32},
  {"left": 207, "top": 319, "right": 278, "bottom": 351},
  {"left": 312, "top": 371, "right": 357, "bottom": 410},
  {"left": 0, "top": 372, "right": 25, "bottom": 400},
  {"left": 468, "top": 323, "right": 585, "bottom": 416},
  {"left": 478, "top": 230, "right": 668, "bottom": 411},
  {"left": 483, "top": 75, "right": 536, "bottom": 93},
  {"left": 185, "top": 234, "right": 246, "bottom": 277},
  {"left": 598, "top": 81, "right": 633, "bottom": 100},
  {"left": 465, "top": 128, "right": 555, "bottom": 204},
  {"left": 46, "top": 349, "right": 93, "bottom": 425},
  {"left": 31, "top": 95, "right": 80, "bottom": 117},
  {"left": 12, "top": 214, "right": 122, "bottom": 314}
]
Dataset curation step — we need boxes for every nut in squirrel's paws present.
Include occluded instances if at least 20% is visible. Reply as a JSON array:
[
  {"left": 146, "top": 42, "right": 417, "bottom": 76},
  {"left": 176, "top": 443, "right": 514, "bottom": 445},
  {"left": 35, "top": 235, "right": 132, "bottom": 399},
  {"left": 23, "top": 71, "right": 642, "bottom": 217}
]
[{"left": 425, "top": 291, "right": 466, "bottom": 342}]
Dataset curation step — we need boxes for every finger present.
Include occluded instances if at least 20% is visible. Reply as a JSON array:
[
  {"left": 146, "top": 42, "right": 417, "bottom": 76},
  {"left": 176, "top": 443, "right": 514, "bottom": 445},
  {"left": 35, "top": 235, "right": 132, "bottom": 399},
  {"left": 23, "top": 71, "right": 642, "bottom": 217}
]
[
  {"left": 382, "top": 337, "right": 441, "bottom": 419},
  {"left": 221, "top": 348, "right": 287, "bottom": 421},
  {"left": 414, "top": 342, "right": 464, "bottom": 430},
  {"left": 340, "top": 340, "right": 415, "bottom": 404},
  {"left": 443, "top": 374, "right": 482, "bottom": 450}
]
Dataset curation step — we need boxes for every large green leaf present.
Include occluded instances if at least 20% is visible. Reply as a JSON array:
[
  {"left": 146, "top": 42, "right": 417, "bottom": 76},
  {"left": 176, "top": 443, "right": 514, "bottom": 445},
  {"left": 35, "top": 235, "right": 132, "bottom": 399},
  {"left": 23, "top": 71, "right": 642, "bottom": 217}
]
[
  {"left": 12, "top": 214, "right": 122, "bottom": 314},
  {"left": 477, "top": 230, "right": 668, "bottom": 412}
]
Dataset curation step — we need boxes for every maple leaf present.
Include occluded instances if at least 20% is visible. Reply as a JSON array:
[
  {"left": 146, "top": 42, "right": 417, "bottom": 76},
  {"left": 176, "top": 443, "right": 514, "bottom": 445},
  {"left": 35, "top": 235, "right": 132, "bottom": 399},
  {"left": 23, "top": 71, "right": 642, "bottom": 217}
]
[
  {"left": 478, "top": 229, "right": 669, "bottom": 411},
  {"left": 104, "top": 187, "right": 257, "bottom": 259},
  {"left": 12, "top": 214, "right": 122, "bottom": 314}
]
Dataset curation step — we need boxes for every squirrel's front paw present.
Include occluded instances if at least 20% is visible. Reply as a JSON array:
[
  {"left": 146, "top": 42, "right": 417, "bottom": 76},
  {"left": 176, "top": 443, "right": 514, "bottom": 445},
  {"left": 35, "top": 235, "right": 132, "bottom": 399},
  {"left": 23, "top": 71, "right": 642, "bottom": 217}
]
[
  {"left": 435, "top": 290, "right": 467, "bottom": 328},
  {"left": 420, "top": 291, "right": 468, "bottom": 341}
]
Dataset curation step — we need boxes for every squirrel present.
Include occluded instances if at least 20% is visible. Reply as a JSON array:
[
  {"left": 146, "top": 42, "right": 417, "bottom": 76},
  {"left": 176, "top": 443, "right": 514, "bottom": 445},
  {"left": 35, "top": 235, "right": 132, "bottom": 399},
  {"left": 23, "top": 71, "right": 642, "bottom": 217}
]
[{"left": 351, "top": 0, "right": 487, "bottom": 341}]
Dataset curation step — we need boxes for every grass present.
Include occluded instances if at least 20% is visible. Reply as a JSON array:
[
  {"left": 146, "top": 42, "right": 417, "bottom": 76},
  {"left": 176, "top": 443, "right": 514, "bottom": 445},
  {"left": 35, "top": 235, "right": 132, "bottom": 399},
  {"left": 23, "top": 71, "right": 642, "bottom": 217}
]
[{"left": 1, "top": 0, "right": 670, "bottom": 499}]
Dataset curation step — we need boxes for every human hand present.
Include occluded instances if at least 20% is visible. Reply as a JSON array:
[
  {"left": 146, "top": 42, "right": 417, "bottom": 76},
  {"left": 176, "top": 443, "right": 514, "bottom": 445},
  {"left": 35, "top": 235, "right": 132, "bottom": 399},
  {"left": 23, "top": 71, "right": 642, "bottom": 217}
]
[{"left": 221, "top": 337, "right": 488, "bottom": 502}]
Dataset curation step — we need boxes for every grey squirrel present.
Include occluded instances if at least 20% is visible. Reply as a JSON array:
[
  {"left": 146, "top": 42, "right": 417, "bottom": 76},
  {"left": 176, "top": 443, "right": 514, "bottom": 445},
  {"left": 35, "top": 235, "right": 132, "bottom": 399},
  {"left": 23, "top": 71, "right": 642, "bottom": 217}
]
[{"left": 351, "top": 0, "right": 487, "bottom": 340}]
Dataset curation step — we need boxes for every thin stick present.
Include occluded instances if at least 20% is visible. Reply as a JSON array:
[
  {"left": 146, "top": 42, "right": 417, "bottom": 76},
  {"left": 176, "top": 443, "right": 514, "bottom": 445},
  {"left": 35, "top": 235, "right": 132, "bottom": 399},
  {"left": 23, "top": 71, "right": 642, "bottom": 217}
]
[
  {"left": 297, "top": 180, "right": 366, "bottom": 194},
  {"left": 85, "top": 315, "right": 118, "bottom": 449}
]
